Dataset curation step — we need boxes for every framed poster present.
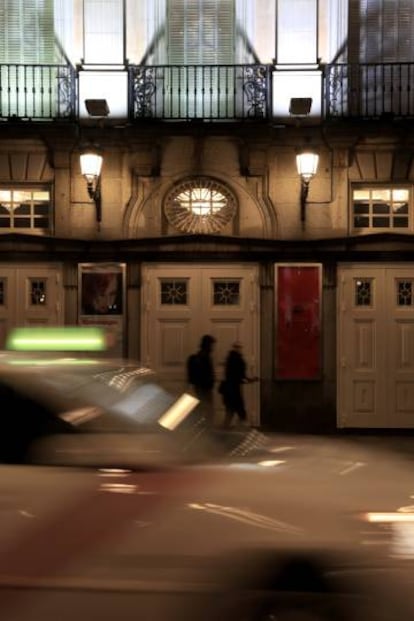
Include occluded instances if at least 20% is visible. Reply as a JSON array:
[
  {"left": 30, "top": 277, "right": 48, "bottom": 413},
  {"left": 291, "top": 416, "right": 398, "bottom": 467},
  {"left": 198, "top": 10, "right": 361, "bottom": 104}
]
[
  {"left": 78, "top": 263, "right": 126, "bottom": 356},
  {"left": 275, "top": 263, "right": 322, "bottom": 380}
]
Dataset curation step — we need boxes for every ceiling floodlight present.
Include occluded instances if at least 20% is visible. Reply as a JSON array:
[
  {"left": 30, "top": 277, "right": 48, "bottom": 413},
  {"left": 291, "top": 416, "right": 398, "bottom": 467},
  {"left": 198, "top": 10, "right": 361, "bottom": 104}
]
[
  {"left": 289, "top": 97, "right": 312, "bottom": 116},
  {"left": 85, "top": 99, "right": 110, "bottom": 117}
]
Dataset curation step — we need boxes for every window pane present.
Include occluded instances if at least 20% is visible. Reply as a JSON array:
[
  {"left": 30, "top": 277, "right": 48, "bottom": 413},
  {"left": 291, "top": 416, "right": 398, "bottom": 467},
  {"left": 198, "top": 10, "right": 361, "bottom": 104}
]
[
  {"left": 213, "top": 281, "right": 240, "bottom": 305},
  {"left": 392, "top": 189, "right": 409, "bottom": 201},
  {"left": 30, "top": 280, "right": 46, "bottom": 306},
  {"left": 393, "top": 216, "right": 409, "bottom": 227},
  {"left": 34, "top": 204, "right": 49, "bottom": 215},
  {"left": 393, "top": 202, "right": 408, "bottom": 214},
  {"left": 160, "top": 280, "right": 188, "bottom": 305},
  {"left": 13, "top": 191, "right": 32, "bottom": 202},
  {"left": 355, "top": 279, "right": 372, "bottom": 306},
  {"left": 15, "top": 218, "right": 31, "bottom": 227},
  {"left": 353, "top": 189, "right": 370, "bottom": 200},
  {"left": 372, "top": 189, "right": 391, "bottom": 201},
  {"left": 354, "top": 216, "right": 369, "bottom": 227},
  {"left": 34, "top": 217, "right": 49, "bottom": 228},
  {"left": 354, "top": 202, "right": 369, "bottom": 214},
  {"left": 15, "top": 204, "right": 30, "bottom": 215},
  {"left": 397, "top": 280, "right": 413, "bottom": 306},
  {"left": 33, "top": 191, "right": 50, "bottom": 201},
  {"left": 372, "top": 216, "right": 390, "bottom": 227},
  {"left": 372, "top": 202, "right": 390, "bottom": 214}
]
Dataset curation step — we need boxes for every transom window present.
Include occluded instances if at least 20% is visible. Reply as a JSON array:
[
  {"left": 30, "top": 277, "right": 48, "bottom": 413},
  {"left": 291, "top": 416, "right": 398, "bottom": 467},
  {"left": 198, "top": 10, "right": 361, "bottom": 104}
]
[
  {"left": 164, "top": 177, "right": 236, "bottom": 234},
  {"left": 0, "top": 188, "right": 51, "bottom": 232},
  {"left": 352, "top": 187, "right": 410, "bottom": 231}
]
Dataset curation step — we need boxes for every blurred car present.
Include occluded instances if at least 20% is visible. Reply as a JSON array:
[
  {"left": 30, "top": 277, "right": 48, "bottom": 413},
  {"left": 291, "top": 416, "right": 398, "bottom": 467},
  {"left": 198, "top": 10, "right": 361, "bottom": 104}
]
[{"left": 0, "top": 349, "right": 414, "bottom": 620}]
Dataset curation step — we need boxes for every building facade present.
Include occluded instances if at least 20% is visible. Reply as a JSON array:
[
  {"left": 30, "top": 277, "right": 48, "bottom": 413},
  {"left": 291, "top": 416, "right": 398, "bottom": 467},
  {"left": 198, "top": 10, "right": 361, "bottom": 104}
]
[{"left": 1, "top": 0, "right": 414, "bottom": 431}]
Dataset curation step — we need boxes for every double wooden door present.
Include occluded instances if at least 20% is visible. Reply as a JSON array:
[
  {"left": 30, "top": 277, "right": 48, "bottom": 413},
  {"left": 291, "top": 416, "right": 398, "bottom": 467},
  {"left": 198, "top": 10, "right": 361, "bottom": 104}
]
[
  {"left": 0, "top": 264, "right": 63, "bottom": 349},
  {"left": 338, "top": 264, "right": 414, "bottom": 428},
  {"left": 141, "top": 263, "right": 260, "bottom": 426}
]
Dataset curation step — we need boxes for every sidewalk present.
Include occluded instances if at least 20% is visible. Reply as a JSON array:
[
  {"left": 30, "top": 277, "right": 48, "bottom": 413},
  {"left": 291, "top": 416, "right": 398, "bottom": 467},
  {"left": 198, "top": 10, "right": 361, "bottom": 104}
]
[{"left": 261, "top": 427, "right": 414, "bottom": 461}]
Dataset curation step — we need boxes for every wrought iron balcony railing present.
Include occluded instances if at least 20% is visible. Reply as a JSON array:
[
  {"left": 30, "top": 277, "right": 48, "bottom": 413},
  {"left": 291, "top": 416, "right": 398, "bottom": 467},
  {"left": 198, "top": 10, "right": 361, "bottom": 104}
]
[
  {"left": 324, "top": 62, "right": 414, "bottom": 119},
  {"left": 0, "top": 63, "right": 77, "bottom": 121},
  {"left": 128, "top": 64, "right": 271, "bottom": 121},
  {"left": 2, "top": 61, "right": 414, "bottom": 123}
]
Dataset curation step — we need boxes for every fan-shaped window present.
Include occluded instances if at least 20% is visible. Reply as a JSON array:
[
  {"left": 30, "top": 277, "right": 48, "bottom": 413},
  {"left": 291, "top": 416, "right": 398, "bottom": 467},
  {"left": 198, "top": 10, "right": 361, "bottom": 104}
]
[{"left": 164, "top": 177, "right": 236, "bottom": 234}]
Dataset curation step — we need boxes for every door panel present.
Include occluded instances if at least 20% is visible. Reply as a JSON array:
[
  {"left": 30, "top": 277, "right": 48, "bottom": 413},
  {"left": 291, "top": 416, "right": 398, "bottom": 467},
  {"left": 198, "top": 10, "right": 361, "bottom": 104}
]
[
  {"left": 0, "top": 269, "right": 15, "bottom": 348},
  {"left": 141, "top": 263, "right": 260, "bottom": 426},
  {"left": 338, "top": 264, "right": 414, "bottom": 428},
  {"left": 388, "top": 268, "right": 414, "bottom": 426},
  {"left": 0, "top": 265, "right": 63, "bottom": 348}
]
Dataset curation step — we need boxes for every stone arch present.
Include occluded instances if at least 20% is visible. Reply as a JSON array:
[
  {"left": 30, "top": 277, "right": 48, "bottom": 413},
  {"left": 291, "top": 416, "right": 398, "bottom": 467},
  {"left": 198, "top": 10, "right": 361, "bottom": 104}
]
[{"left": 124, "top": 170, "right": 278, "bottom": 239}]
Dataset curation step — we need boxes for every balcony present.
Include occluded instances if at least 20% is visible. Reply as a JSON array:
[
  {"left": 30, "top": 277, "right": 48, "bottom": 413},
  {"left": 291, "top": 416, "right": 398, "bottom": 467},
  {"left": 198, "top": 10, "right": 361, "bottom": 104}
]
[
  {"left": 324, "top": 62, "right": 414, "bottom": 119},
  {"left": 127, "top": 64, "right": 271, "bottom": 121},
  {"left": 0, "top": 63, "right": 77, "bottom": 121},
  {"left": 1, "top": 61, "right": 414, "bottom": 123}
]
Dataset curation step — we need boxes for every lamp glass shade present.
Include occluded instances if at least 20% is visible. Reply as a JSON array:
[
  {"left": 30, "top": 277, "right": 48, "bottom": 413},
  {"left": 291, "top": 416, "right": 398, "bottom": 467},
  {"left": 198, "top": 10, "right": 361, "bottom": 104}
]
[
  {"left": 296, "top": 152, "right": 319, "bottom": 182},
  {"left": 80, "top": 152, "right": 103, "bottom": 181}
]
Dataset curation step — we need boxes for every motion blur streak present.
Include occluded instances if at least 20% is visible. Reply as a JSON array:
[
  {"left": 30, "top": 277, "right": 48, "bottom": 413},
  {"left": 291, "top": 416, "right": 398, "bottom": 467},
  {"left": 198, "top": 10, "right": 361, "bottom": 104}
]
[
  {"left": 339, "top": 461, "right": 365, "bottom": 476},
  {"left": 188, "top": 503, "right": 303, "bottom": 535},
  {"left": 365, "top": 512, "right": 414, "bottom": 522},
  {"left": 158, "top": 393, "right": 200, "bottom": 430}
]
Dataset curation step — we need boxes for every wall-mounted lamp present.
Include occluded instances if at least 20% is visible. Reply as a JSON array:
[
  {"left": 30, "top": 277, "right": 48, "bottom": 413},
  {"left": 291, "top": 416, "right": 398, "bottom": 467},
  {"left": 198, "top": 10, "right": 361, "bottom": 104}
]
[
  {"left": 80, "top": 149, "right": 103, "bottom": 225},
  {"left": 296, "top": 150, "right": 319, "bottom": 223}
]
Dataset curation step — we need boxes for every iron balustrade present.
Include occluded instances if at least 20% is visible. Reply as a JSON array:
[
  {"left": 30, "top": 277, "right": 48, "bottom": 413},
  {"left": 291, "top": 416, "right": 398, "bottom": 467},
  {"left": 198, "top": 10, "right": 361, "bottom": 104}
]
[
  {"left": 324, "top": 62, "right": 414, "bottom": 119},
  {"left": 0, "top": 63, "right": 77, "bottom": 121},
  {"left": 2, "top": 61, "right": 414, "bottom": 122},
  {"left": 128, "top": 64, "right": 271, "bottom": 121}
]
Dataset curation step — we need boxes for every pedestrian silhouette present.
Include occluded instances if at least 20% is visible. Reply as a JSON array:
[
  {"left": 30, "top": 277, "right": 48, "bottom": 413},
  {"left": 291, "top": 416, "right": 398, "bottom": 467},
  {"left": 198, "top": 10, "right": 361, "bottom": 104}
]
[
  {"left": 187, "top": 334, "right": 216, "bottom": 425},
  {"left": 220, "top": 341, "right": 257, "bottom": 428}
]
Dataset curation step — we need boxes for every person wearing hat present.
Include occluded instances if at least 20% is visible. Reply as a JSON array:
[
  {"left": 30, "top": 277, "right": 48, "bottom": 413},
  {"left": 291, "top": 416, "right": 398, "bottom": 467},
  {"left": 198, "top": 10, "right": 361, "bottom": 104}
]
[{"left": 186, "top": 334, "right": 216, "bottom": 424}]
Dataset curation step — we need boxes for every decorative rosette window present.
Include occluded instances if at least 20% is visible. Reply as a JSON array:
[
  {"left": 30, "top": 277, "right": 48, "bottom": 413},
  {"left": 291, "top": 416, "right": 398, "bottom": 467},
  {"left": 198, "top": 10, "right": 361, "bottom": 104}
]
[{"left": 164, "top": 177, "right": 237, "bottom": 234}]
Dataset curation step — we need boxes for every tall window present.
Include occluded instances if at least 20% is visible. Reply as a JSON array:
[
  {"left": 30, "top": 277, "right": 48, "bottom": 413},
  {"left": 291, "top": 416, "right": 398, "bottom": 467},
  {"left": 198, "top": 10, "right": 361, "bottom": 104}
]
[
  {"left": 349, "top": 0, "right": 414, "bottom": 62},
  {"left": 0, "top": 0, "right": 55, "bottom": 63},
  {"left": 83, "top": 0, "right": 124, "bottom": 64},
  {"left": 167, "top": 0, "right": 235, "bottom": 64},
  {"left": 276, "top": 0, "right": 317, "bottom": 64}
]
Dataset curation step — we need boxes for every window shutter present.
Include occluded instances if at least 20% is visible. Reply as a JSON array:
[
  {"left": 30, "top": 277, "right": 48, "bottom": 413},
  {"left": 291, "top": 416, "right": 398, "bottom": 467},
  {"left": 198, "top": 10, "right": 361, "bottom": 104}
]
[
  {"left": 167, "top": 0, "right": 235, "bottom": 64},
  {"left": 0, "top": 0, "right": 54, "bottom": 63},
  {"left": 350, "top": 0, "right": 414, "bottom": 62}
]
